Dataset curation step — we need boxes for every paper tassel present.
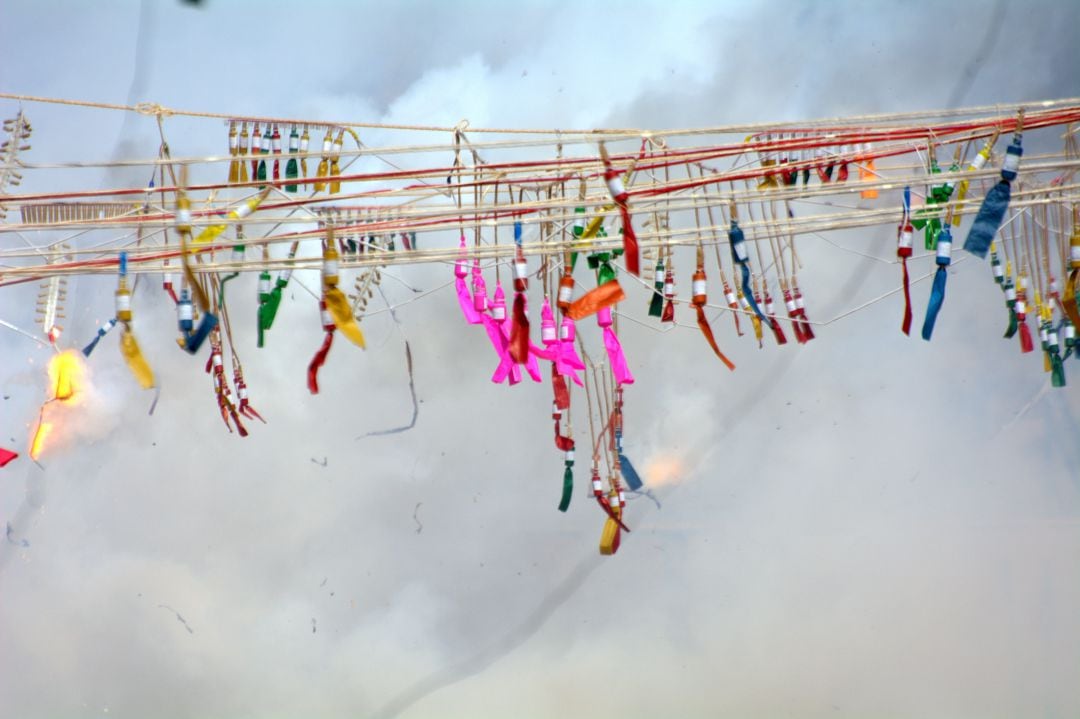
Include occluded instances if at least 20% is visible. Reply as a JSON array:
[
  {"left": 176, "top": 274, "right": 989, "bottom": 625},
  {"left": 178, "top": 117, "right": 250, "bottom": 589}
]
[
  {"left": 600, "top": 143, "right": 639, "bottom": 276},
  {"left": 285, "top": 125, "right": 299, "bottom": 193},
  {"left": 509, "top": 292, "right": 530, "bottom": 364},
  {"left": 324, "top": 288, "right": 365, "bottom": 349},
  {"left": 227, "top": 122, "right": 239, "bottom": 184},
  {"left": 963, "top": 112, "right": 1024, "bottom": 259},
  {"left": 238, "top": 122, "right": 250, "bottom": 184}
]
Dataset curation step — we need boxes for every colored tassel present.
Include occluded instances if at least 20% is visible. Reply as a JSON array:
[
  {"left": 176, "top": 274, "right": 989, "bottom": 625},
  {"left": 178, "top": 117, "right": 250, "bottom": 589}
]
[
  {"left": 454, "top": 235, "right": 481, "bottom": 324},
  {"left": 320, "top": 230, "right": 365, "bottom": 348},
  {"left": 783, "top": 288, "right": 806, "bottom": 344},
  {"left": 729, "top": 209, "right": 770, "bottom": 326},
  {"left": 329, "top": 129, "right": 344, "bottom": 195},
  {"left": 690, "top": 247, "right": 735, "bottom": 370},
  {"left": 256, "top": 123, "right": 270, "bottom": 185},
  {"left": 953, "top": 129, "right": 1000, "bottom": 226},
  {"left": 921, "top": 226, "right": 952, "bottom": 341},
  {"left": 648, "top": 258, "right": 664, "bottom": 317},
  {"left": 763, "top": 287, "right": 787, "bottom": 346},
  {"left": 1015, "top": 280, "right": 1034, "bottom": 353},
  {"left": 597, "top": 306, "right": 634, "bottom": 385},
  {"left": 227, "top": 122, "right": 240, "bottom": 184},
  {"left": 661, "top": 266, "right": 676, "bottom": 323},
  {"left": 120, "top": 328, "right": 154, "bottom": 389},
  {"left": 509, "top": 248, "right": 530, "bottom": 363},
  {"left": 898, "top": 187, "right": 914, "bottom": 335},
  {"left": 600, "top": 142, "right": 639, "bottom": 276},
  {"left": 238, "top": 122, "right": 250, "bottom": 184},
  {"left": 285, "top": 125, "right": 299, "bottom": 192},
  {"left": 82, "top": 318, "right": 117, "bottom": 357},
  {"left": 314, "top": 129, "right": 331, "bottom": 192},
  {"left": 558, "top": 450, "right": 574, "bottom": 512},
  {"left": 964, "top": 110, "right": 1024, "bottom": 259},
  {"left": 308, "top": 303, "right": 336, "bottom": 395},
  {"left": 271, "top": 124, "right": 281, "bottom": 182}
]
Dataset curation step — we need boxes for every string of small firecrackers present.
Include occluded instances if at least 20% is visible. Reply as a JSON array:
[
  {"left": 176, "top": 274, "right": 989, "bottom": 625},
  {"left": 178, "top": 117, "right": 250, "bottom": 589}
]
[{"left": 3, "top": 97, "right": 1079, "bottom": 553}]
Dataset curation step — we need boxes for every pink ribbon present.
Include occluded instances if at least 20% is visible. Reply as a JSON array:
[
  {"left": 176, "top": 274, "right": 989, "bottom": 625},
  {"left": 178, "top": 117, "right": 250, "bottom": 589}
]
[
  {"left": 597, "top": 306, "right": 634, "bottom": 385},
  {"left": 538, "top": 300, "right": 584, "bottom": 386}
]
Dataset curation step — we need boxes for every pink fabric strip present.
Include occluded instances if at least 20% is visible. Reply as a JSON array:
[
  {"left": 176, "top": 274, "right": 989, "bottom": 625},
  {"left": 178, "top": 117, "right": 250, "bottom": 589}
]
[{"left": 597, "top": 306, "right": 634, "bottom": 385}]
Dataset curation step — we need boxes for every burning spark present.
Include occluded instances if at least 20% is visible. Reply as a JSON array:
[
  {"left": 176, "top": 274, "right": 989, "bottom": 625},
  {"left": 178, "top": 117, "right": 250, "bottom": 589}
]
[
  {"left": 642, "top": 453, "right": 686, "bottom": 488},
  {"left": 29, "top": 421, "right": 52, "bottom": 461}
]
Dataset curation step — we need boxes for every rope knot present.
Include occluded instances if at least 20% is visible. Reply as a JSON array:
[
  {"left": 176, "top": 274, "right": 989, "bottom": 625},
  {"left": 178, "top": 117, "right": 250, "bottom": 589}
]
[{"left": 134, "top": 102, "right": 174, "bottom": 118}]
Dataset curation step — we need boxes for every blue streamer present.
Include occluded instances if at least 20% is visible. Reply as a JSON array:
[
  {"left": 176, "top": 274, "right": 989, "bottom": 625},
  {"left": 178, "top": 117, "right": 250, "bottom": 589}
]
[
  {"left": 82, "top": 318, "right": 118, "bottom": 357},
  {"left": 963, "top": 137, "right": 1022, "bottom": 259},
  {"left": 739, "top": 263, "right": 769, "bottom": 324},
  {"left": 614, "top": 429, "right": 643, "bottom": 491},
  {"left": 729, "top": 220, "right": 769, "bottom": 324},
  {"left": 181, "top": 313, "right": 218, "bottom": 354},
  {"left": 921, "top": 267, "right": 948, "bottom": 340}
]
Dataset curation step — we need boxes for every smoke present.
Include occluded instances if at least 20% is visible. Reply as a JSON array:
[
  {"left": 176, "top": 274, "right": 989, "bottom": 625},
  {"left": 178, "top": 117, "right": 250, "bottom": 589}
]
[{"left": 2, "top": 1, "right": 1080, "bottom": 718}]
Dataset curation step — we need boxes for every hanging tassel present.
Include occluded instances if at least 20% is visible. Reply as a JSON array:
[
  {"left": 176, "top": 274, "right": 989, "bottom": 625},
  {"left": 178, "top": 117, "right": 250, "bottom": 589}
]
[
  {"left": 119, "top": 328, "right": 154, "bottom": 389},
  {"left": 597, "top": 307, "right": 634, "bottom": 385},
  {"left": 299, "top": 125, "right": 310, "bottom": 180},
  {"left": 1060, "top": 225, "right": 1080, "bottom": 328},
  {"left": 1015, "top": 280, "right": 1034, "bottom": 353},
  {"left": 256, "top": 123, "right": 270, "bottom": 185},
  {"left": 509, "top": 249, "right": 530, "bottom": 363},
  {"left": 249, "top": 122, "right": 261, "bottom": 182},
  {"left": 175, "top": 179, "right": 219, "bottom": 355},
  {"left": 783, "top": 286, "right": 806, "bottom": 344},
  {"left": 82, "top": 318, "right": 118, "bottom": 357},
  {"left": 472, "top": 259, "right": 489, "bottom": 314},
  {"left": 454, "top": 235, "right": 481, "bottom": 324},
  {"left": 763, "top": 286, "right": 788, "bottom": 346},
  {"left": 271, "top": 124, "right": 282, "bottom": 183},
  {"left": 238, "top": 122, "right": 250, "bottom": 184},
  {"left": 964, "top": 110, "right": 1024, "bottom": 259},
  {"left": 314, "top": 129, "right": 331, "bottom": 192},
  {"left": 953, "top": 129, "right": 1000, "bottom": 226},
  {"left": 661, "top": 266, "right": 676, "bottom": 323},
  {"left": 308, "top": 301, "right": 336, "bottom": 394},
  {"left": 921, "top": 226, "right": 952, "bottom": 341},
  {"left": 234, "top": 371, "right": 265, "bottom": 423},
  {"left": 556, "top": 267, "right": 575, "bottom": 314},
  {"left": 793, "top": 284, "right": 815, "bottom": 341},
  {"left": 227, "top": 122, "right": 240, "bottom": 184},
  {"left": 329, "top": 129, "right": 344, "bottom": 195},
  {"left": 648, "top": 258, "right": 665, "bottom": 317},
  {"left": 600, "top": 142, "right": 639, "bottom": 276},
  {"left": 729, "top": 206, "right": 770, "bottom": 327},
  {"left": 558, "top": 448, "right": 574, "bottom": 512},
  {"left": 322, "top": 237, "right": 366, "bottom": 349},
  {"left": 285, "top": 125, "right": 299, "bottom": 193},
  {"left": 690, "top": 247, "right": 735, "bottom": 370},
  {"left": 898, "top": 187, "right": 914, "bottom": 335}
]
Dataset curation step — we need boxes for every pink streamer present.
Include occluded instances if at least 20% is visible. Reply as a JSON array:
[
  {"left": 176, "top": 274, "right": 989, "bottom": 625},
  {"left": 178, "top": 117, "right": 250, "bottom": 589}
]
[{"left": 597, "top": 307, "right": 634, "bottom": 385}]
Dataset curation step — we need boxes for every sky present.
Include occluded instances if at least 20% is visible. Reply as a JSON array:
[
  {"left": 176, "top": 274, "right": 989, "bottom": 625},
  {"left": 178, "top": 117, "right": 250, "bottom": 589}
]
[{"left": 2, "top": 1, "right": 1080, "bottom": 717}]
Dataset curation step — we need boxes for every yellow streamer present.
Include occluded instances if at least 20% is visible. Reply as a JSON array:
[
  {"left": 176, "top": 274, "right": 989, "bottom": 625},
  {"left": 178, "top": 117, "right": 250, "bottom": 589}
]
[
  {"left": 324, "top": 287, "right": 366, "bottom": 348},
  {"left": 120, "top": 327, "right": 155, "bottom": 389}
]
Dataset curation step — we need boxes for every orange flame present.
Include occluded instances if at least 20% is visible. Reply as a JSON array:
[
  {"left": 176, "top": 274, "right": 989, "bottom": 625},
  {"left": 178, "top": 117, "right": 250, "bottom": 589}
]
[
  {"left": 642, "top": 453, "right": 686, "bottom": 488},
  {"left": 48, "top": 350, "right": 84, "bottom": 403}
]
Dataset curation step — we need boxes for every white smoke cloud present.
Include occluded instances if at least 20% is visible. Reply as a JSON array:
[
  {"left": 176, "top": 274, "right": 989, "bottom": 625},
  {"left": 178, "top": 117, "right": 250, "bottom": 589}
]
[{"left": 2, "top": 1, "right": 1080, "bottom": 718}]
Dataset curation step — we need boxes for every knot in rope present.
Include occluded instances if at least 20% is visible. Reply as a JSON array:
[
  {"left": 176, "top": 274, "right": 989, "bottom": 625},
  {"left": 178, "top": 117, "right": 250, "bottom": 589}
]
[{"left": 134, "top": 102, "right": 174, "bottom": 118}]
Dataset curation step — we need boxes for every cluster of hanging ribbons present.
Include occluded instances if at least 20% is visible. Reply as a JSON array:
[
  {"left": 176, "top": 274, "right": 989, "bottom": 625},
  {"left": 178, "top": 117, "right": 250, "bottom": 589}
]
[{"left": 4, "top": 94, "right": 1080, "bottom": 555}]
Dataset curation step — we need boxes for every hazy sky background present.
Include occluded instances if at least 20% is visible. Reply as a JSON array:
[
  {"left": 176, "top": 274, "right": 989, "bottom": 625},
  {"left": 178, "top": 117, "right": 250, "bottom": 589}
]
[{"left": 2, "top": 1, "right": 1080, "bottom": 717}]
